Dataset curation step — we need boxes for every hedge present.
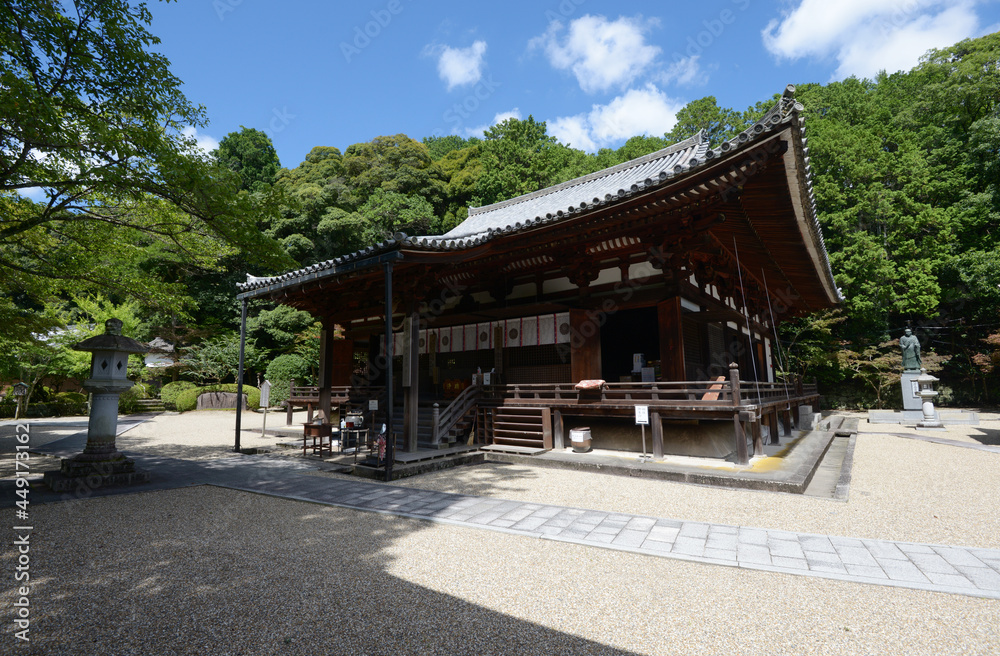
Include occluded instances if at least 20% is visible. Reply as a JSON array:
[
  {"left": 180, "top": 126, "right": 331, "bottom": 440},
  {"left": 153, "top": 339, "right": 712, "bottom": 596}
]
[
  {"left": 175, "top": 384, "right": 260, "bottom": 412},
  {"left": 264, "top": 354, "right": 311, "bottom": 405},
  {"left": 160, "top": 381, "right": 198, "bottom": 409},
  {"left": 119, "top": 383, "right": 150, "bottom": 414}
]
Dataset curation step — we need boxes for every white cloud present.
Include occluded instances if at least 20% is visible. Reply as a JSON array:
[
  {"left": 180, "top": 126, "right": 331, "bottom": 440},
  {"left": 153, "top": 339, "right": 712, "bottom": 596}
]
[
  {"left": 428, "top": 40, "right": 488, "bottom": 91},
  {"left": 549, "top": 115, "right": 597, "bottom": 152},
  {"left": 182, "top": 126, "right": 220, "bottom": 154},
  {"left": 658, "top": 55, "right": 705, "bottom": 87},
  {"left": 548, "top": 84, "right": 682, "bottom": 152},
  {"left": 463, "top": 108, "right": 522, "bottom": 138},
  {"left": 530, "top": 15, "right": 661, "bottom": 94},
  {"left": 762, "top": 0, "right": 984, "bottom": 79}
]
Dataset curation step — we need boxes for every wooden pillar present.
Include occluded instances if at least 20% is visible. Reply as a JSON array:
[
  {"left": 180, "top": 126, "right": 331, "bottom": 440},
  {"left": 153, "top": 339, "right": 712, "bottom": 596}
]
[
  {"left": 552, "top": 409, "right": 564, "bottom": 449},
  {"left": 768, "top": 408, "right": 780, "bottom": 445},
  {"left": 402, "top": 309, "right": 420, "bottom": 452},
  {"left": 541, "top": 407, "right": 553, "bottom": 450},
  {"left": 570, "top": 309, "right": 602, "bottom": 382},
  {"left": 317, "top": 318, "right": 335, "bottom": 424},
  {"left": 730, "top": 362, "right": 748, "bottom": 465},
  {"left": 657, "top": 297, "right": 685, "bottom": 381},
  {"left": 752, "top": 419, "right": 764, "bottom": 457},
  {"left": 328, "top": 338, "right": 353, "bottom": 428},
  {"left": 651, "top": 411, "right": 664, "bottom": 459}
]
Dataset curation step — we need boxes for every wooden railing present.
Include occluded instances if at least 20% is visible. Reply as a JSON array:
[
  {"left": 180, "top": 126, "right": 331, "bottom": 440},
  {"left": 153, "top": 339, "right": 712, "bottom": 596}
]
[
  {"left": 482, "top": 379, "right": 816, "bottom": 410},
  {"left": 285, "top": 384, "right": 385, "bottom": 425},
  {"left": 432, "top": 383, "right": 481, "bottom": 445}
]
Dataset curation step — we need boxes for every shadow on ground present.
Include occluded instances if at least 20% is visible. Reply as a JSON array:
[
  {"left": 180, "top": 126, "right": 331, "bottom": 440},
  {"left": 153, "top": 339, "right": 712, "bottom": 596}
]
[
  {"left": 1, "top": 485, "right": 640, "bottom": 656},
  {"left": 968, "top": 427, "right": 1000, "bottom": 446}
]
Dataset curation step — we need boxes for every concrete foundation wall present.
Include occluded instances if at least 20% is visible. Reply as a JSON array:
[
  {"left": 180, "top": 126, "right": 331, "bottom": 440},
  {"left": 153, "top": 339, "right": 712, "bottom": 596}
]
[{"left": 561, "top": 417, "right": 735, "bottom": 459}]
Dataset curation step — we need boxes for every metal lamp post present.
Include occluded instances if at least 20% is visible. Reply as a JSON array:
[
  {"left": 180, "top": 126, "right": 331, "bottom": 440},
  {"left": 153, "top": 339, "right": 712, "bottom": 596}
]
[{"left": 43, "top": 319, "right": 151, "bottom": 492}]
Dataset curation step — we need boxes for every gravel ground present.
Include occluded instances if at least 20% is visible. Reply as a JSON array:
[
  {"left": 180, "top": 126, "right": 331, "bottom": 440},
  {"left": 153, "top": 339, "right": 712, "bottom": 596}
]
[
  {"left": 2, "top": 486, "right": 996, "bottom": 656},
  {"left": 1, "top": 409, "right": 997, "bottom": 654}
]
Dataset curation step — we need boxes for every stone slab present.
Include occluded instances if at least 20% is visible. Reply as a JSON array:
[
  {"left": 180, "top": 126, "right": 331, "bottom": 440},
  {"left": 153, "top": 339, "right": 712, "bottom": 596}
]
[
  {"left": 42, "top": 469, "right": 151, "bottom": 493},
  {"left": 900, "top": 372, "right": 923, "bottom": 411}
]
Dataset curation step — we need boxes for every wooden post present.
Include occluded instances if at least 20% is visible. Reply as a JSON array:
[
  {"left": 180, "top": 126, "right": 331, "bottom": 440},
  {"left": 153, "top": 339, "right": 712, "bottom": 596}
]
[
  {"left": 752, "top": 419, "right": 764, "bottom": 457},
  {"left": 402, "top": 309, "right": 420, "bottom": 452},
  {"left": 651, "top": 411, "right": 663, "bottom": 459},
  {"left": 781, "top": 406, "right": 792, "bottom": 436},
  {"left": 570, "top": 309, "right": 602, "bottom": 382},
  {"left": 730, "top": 362, "right": 748, "bottom": 465},
  {"left": 317, "top": 321, "right": 335, "bottom": 424},
  {"left": 552, "top": 409, "right": 564, "bottom": 449},
  {"left": 768, "top": 408, "right": 780, "bottom": 445},
  {"left": 657, "top": 297, "right": 686, "bottom": 381},
  {"left": 286, "top": 378, "right": 294, "bottom": 426},
  {"left": 541, "top": 407, "right": 553, "bottom": 450},
  {"left": 432, "top": 402, "right": 441, "bottom": 445}
]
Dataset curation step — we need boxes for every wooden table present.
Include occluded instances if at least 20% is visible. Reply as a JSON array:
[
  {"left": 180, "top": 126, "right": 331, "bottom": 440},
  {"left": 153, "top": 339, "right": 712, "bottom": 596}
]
[{"left": 302, "top": 422, "right": 333, "bottom": 457}]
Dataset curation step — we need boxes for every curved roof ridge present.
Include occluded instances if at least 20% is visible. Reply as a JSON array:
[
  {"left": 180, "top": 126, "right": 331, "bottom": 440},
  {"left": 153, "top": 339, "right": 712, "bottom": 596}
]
[{"left": 467, "top": 130, "right": 706, "bottom": 218}]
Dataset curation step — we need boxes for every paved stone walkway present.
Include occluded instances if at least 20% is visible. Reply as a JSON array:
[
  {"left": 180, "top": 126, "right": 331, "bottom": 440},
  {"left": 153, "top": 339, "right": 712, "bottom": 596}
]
[
  {"left": 224, "top": 472, "right": 1000, "bottom": 601},
  {"left": 10, "top": 424, "right": 1000, "bottom": 601}
]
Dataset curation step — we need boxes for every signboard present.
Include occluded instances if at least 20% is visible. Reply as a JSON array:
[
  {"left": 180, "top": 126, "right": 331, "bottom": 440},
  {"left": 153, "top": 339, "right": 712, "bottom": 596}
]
[
  {"left": 12, "top": 382, "right": 28, "bottom": 397},
  {"left": 368, "top": 399, "right": 379, "bottom": 411},
  {"left": 259, "top": 380, "right": 272, "bottom": 407},
  {"left": 632, "top": 353, "right": 645, "bottom": 373},
  {"left": 635, "top": 405, "right": 649, "bottom": 425},
  {"left": 483, "top": 372, "right": 492, "bottom": 385}
]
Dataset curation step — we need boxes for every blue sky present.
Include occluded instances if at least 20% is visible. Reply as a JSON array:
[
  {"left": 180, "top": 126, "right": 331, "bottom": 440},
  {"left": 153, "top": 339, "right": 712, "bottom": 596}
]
[{"left": 148, "top": 0, "right": 1000, "bottom": 167}]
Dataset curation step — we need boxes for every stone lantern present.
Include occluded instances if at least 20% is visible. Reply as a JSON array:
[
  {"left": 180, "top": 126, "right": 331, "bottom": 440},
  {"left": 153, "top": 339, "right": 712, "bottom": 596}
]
[
  {"left": 43, "top": 319, "right": 151, "bottom": 492},
  {"left": 915, "top": 368, "right": 944, "bottom": 429}
]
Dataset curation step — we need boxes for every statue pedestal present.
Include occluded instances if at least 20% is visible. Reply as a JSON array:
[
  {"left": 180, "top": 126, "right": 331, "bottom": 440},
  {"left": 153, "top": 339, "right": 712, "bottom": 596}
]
[{"left": 900, "top": 371, "right": 922, "bottom": 411}]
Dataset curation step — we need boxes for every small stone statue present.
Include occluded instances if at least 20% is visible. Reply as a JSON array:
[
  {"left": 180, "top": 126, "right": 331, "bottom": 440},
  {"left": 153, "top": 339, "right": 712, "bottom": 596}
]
[{"left": 900, "top": 328, "right": 921, "bottom": 372}]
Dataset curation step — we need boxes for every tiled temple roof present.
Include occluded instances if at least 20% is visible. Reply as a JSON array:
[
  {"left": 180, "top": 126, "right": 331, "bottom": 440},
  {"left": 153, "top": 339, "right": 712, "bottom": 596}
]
[{"left": 238, "top": 85, "right": 835, "bottom": 299}]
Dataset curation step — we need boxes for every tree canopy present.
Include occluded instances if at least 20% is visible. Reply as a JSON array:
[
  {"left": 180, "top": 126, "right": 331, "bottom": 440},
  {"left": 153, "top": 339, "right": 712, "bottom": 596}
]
[{"left": 0, "top": 0, "right": 291, "bottom": 340}]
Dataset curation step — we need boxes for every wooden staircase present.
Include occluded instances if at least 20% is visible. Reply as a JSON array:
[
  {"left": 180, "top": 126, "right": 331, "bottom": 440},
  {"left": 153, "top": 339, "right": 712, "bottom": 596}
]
[
  {"left": 482, "top": 406, "right": 552, "bottom": 454},
  {"left": 391, "top": 402, "right": 476, "bottom": 449}
]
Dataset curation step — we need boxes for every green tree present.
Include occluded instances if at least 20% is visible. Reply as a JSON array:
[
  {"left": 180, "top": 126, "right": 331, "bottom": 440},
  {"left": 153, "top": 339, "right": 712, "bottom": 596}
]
[
  {"left": 665, "top": 96, "right": 746, "bottom": 146},
  {"left": 0, "top": 0, "right": 291, "bottom": 340},
  {"left": 474, "top": 116, "right": 560, "bottom": 206},
  {"left": 180, "top": 334, "right": 262, "bottom": 385},
  {"left": 355, "top": 189, "right": 439, "bottom": 242},
  {"left": 422, "top": 134, "right": 479, "bottom": 160},
  {"left": 215, "top": 127, "right": 281, "bottom": 192},
  {"left": 342, "top": 134, "right": 445, "bottom": 207}
]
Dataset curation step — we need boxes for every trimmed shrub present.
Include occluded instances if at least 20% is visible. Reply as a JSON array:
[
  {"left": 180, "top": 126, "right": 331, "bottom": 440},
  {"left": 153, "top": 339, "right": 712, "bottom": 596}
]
[
  {"left": 264, "top": 354, "right": 311, "bottom": 404},
  {"left": 118, "top": 383, "right": 150, "bottom": 414},
  {"left": 175, "top": 384, "right": 260, "bottom": 412},
  {"left": 160, "top": 380, "right": 198, "bottom": 409},
  {"left": 54, "top": 391, "right": 87, "bottom": 404}
]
